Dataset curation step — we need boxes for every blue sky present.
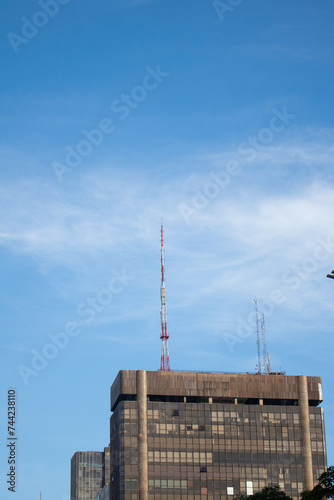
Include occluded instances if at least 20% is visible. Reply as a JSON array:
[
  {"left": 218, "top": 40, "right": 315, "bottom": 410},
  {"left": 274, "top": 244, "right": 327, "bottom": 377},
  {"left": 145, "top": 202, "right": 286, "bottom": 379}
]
[{"left": 1, "top": 1, "right": 334, "bottom": 498}]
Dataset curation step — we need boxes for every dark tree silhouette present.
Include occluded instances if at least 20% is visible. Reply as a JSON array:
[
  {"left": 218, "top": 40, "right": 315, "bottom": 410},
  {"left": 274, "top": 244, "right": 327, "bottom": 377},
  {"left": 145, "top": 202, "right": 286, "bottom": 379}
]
[
  {"left": 233, "top": 467, "right": 334, "bottom": 500},
  {"left": 235, "top": 485, "right": 293, "bottom": 500},
  {"left": 301, "top": 466, "right": 334, "bottom": 500}
]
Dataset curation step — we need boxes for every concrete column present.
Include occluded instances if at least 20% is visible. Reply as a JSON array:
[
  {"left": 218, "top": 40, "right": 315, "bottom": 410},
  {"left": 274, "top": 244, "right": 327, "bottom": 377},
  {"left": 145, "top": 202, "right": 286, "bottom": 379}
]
[
  {"left": 137, "top": 370, "right": 148, "bottom": 500},
  {"left": 298, "top": 375, "right": 313, "bottom": 491}
]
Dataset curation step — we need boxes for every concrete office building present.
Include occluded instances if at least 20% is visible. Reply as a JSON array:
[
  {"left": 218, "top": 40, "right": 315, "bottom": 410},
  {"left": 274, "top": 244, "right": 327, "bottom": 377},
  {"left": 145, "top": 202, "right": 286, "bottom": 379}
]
[
  {"left": 109, "top": 370, "right": 327, "bottom": 500},
  {"left": 71, "top": 448, "right": 110, "bottom": 500}
]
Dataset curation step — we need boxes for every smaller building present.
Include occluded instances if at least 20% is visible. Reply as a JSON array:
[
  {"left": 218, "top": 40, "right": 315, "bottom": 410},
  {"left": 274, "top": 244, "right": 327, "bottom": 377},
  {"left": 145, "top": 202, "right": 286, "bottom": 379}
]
[{"left": 71, "top": 447, "right": 110, "bottom": 500}]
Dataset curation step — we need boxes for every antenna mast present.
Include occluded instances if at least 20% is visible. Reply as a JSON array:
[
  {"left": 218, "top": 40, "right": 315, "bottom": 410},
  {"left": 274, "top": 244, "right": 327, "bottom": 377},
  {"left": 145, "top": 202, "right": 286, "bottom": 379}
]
[
  {"left": 253, "top": 299, "right": 262, "bottom": 374},
  {"left": 253, "top": 299, "right": 271, "bottom": 374},
  {"left": 260, "top": 311, "right": 269, "bottom": 374},
  {"left": 267, "top": 352, "right": 271, "bottom": 374},
  {"left": 160, "top": 225, "right": 170, "bottom": 371}
]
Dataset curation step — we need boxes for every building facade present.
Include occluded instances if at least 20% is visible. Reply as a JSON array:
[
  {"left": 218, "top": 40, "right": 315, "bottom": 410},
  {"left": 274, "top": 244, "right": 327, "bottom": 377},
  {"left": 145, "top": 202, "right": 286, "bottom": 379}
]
[
  {"left": 109, "top": 370, "right": 327, "bottom": 500},
  {"left": 71, "top": 448, "right": 110, "bottom": 500}
]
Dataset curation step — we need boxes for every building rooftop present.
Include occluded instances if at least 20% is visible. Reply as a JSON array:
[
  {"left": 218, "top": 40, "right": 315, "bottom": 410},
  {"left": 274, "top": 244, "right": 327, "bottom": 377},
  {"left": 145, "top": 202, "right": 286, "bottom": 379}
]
[{"left": 110, "top": 370, "right": 323, "bottom": 411}]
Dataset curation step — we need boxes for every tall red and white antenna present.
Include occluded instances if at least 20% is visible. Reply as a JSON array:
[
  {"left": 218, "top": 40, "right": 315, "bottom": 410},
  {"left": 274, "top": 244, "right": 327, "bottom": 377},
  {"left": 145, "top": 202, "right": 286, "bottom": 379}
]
[{"left": 160, "top": 225, "right": 171, "bottom": 371}]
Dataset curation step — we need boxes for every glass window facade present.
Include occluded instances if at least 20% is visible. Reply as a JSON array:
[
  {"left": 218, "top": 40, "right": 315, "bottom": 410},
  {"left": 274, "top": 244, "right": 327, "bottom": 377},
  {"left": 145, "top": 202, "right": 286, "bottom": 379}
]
[
  {"left": 109, "top": 371, "right": 327, "bottom": 500},
  {"left": 110, "top": 401, "right": 326, "bottom": 499}
]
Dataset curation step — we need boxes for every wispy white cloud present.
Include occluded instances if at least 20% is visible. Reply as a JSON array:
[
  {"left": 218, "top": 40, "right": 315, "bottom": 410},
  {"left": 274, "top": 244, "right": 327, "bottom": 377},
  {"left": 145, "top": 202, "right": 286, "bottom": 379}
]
[{"left": 0, "top": 131, "right": 333, "bottom": 329}]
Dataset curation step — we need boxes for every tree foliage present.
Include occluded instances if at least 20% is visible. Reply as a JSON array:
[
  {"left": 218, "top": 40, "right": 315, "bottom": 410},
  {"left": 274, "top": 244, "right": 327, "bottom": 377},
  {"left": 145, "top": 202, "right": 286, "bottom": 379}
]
[
  {"left": 233, "top": 467, "right": 334, "bottom": 500},
  {"left": 301, "top": 466, "right": 334, "bottom": 500},
  {"left": 235, "top": 485, "right": 293, "bottom": 500},
  {"left": 252, "top": 485, "right": 293, "bottom": 500}
]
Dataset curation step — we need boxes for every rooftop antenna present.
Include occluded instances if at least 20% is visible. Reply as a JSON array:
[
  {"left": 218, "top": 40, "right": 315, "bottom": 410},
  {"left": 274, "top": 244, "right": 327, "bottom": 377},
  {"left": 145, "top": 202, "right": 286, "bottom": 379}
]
[
  {"left": 260, "top": 309, "right": 271, "bottom": 374},
  {"left": 253, "top": 299, "right": 271, "bottom": 374},
  {"left": 160, "top": 224, "right": 171, "bottom": 371},
  {"left": 267, "top": 352, "right": 271, "bottom": 374},
  {"left": 253, "top": 299, "right": 261, "bottom": 374}
]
